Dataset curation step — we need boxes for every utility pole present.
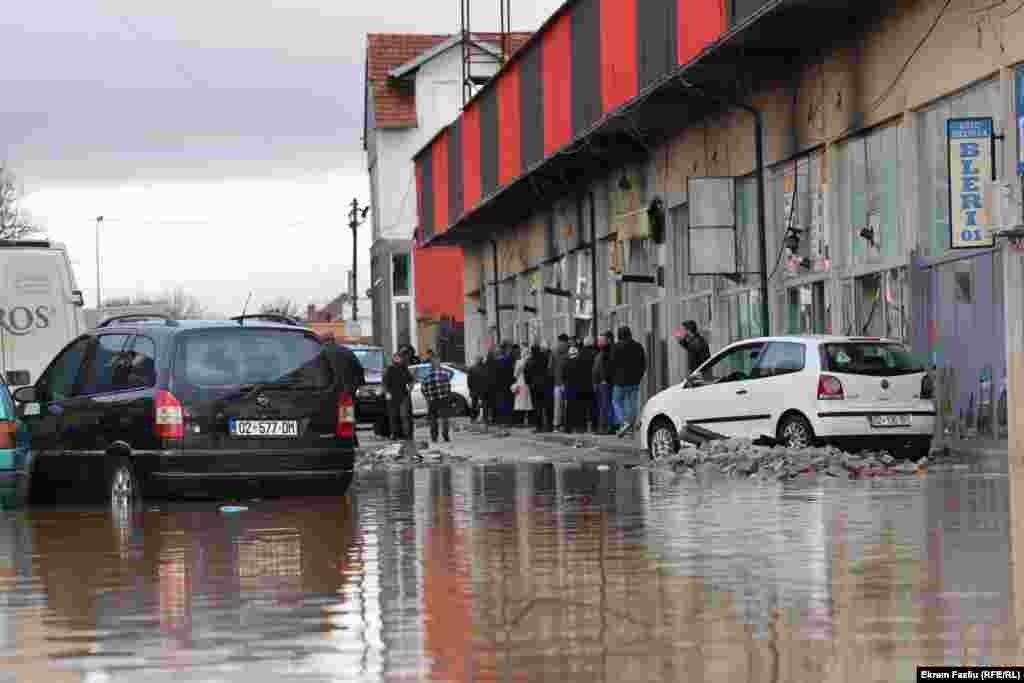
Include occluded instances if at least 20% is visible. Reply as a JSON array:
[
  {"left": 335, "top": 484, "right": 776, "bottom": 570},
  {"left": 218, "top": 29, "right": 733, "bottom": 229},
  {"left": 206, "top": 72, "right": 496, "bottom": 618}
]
[
  {"left": 95, "top": 216, "right": 104, "bottom": 314},
  {"left": 347, "top": 199, "right": 370, "bottom": 323}
]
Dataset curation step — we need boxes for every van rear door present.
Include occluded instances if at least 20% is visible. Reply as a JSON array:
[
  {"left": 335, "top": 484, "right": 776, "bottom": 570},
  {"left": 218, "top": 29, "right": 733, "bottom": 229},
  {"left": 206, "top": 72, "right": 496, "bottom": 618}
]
[{"left": 0, "top": 249, "right": 76, "bottom": 385}]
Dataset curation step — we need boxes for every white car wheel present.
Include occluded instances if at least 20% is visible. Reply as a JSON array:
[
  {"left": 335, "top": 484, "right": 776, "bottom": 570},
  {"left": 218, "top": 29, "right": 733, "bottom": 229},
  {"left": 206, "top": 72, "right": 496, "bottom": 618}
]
[
  {"left": 648, "top": 419, "right": 679, "bottom": 460},
  {"left": 779, "top": 414, "right": 815, "bottom": 449}
]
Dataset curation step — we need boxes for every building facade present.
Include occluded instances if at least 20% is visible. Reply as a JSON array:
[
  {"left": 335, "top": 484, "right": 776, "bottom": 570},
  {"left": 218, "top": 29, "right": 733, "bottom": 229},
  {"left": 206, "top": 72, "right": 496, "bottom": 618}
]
[
  {"left": 414, "top": 0, "right": 1023, "bottom": 434},
  {"left": 364, "top": 32, "right": 530, "bottom": 360}
]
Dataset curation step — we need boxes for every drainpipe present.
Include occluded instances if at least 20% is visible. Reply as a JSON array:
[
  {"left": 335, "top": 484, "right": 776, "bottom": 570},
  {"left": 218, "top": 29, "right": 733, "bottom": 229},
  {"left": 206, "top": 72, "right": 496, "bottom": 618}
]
[
  {"left": 736, "top": 103, "right": 771, "bottom": 337},
  {"left": 492, "top": 240, "right": 500, "bottom": 345}
]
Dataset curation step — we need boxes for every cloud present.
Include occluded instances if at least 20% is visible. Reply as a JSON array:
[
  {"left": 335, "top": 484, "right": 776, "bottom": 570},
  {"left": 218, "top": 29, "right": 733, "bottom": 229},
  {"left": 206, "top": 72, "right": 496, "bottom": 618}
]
[{"left": 5, "top": 0, "right": 562, "bottom": 314}]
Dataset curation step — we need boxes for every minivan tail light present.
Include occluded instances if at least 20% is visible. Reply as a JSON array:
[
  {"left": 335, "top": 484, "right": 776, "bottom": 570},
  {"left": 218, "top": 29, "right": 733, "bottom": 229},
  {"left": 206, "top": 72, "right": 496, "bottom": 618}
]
[
  {"left": 0, "top": 421, "right": 15, "bottom": 449},
  {"left": 155, "top": 390, "right": 184, "bottom": 440},
  {"left": 817, "top": 375, "right": 845, "bottom": 400},
  {"left": 336, "top": 393, "right": 355, "bottom": 438},
  {"left": 920, "top": 373, "right": 935, "bottom": 400}
]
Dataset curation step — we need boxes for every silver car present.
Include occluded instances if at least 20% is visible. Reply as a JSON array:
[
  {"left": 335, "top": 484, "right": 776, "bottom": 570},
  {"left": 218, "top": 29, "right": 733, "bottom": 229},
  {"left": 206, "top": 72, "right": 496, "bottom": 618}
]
[{"left": 409, "top": 363, "right": 471, "bottom": 417}]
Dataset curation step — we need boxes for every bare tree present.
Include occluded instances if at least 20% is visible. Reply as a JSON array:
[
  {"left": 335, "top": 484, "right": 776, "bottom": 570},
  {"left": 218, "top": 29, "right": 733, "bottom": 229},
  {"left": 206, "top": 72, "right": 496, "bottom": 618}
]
[
  {"left": 0, "top": 168, "right": 43, "bottom": 240},
  {"left": 260, "top": 298, "right": 301, "bottom": 318},
  {"left": 102, "top": 288, "right": 215, "bottom": 320}
]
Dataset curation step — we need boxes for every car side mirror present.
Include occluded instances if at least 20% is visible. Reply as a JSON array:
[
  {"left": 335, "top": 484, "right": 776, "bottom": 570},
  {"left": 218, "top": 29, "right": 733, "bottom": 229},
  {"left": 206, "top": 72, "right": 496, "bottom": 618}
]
[
  {"left": 71, "top": 290, "right": 85, "bottom": 307},
  {"left": 12, "top": 386, "right": 37, "bottom": 403},
  {"left": 5, "top": 370, "right": 30, "bottom": 387}
]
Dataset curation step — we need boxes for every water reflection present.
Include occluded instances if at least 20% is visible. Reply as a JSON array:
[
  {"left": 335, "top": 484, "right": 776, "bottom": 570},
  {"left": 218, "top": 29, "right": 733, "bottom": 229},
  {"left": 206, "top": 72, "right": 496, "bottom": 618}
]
[{"left": 0, "top": 459, "right": 1018, "bottom": 681}]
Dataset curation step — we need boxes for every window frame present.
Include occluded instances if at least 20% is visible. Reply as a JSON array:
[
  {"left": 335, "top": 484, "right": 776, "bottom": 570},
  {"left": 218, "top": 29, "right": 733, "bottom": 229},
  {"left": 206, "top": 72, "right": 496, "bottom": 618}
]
[
  {"left": 688, "top": 341, "right": 767, "bottom": 386},
  {"left": 79, "top": 333, "right": 132, "bottom": 396},
  {"left": 38, "top": 335, "right": 94, "bottom": 402}
]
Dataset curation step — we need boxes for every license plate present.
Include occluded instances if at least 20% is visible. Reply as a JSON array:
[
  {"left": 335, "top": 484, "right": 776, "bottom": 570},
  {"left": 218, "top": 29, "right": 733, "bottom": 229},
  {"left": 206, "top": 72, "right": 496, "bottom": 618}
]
[
  {"left": 868, "top": 414, "right": 911, "bottom": 428},
  {"left": 229, "top": 420, "right": 299, "bottom": 437}
]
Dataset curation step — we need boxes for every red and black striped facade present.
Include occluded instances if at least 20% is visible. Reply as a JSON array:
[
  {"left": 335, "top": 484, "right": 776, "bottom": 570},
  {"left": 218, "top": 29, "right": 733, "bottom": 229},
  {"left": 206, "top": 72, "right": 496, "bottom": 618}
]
[{"left": 415, "top": 0, "right": 772, "bottom": 242}]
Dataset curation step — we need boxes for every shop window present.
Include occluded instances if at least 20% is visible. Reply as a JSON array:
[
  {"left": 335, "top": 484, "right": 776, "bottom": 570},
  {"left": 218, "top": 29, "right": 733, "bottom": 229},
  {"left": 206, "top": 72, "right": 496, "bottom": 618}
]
[
  {"left": 725, "top": 289, "right": 762, "bottom": 343},
  {"left": 773, "top": 155, "right": 821, "bottom": 274},
  {"left": 836, "top": 126, "right": 901, "bottom": 267},
  {"left": 392, "top": 254, "right": 410, "bottom": 297},
  {"left": 853, "top": 268, "right": 908, "bottom": 341},
  {"left": 953, "top": 260, "right": 974, "bottom": 303},
  {"left": 786, "top": 282, "right": 829, "bottom": 335}
]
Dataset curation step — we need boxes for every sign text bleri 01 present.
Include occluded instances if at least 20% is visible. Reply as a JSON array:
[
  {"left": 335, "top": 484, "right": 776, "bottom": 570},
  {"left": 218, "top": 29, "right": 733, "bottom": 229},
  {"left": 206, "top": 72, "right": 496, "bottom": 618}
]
[{"left": 947, "top": 117, "right": 995, "bottom": 249}]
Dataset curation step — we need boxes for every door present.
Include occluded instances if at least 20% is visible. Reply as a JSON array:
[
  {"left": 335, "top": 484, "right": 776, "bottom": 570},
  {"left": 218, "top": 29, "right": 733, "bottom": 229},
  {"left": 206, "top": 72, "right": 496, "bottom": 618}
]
[
  {"left": 675, "top": 341, "right": 766, "bottom": 438},
  {"left": 66, "top": 333, "right": 131, "bottom": 452},
  {"left": 746, "top": 341, "right": 811, "bottom": 439},
  {"left": 18, "top": 336, "right": 93, "bottom": 491}
]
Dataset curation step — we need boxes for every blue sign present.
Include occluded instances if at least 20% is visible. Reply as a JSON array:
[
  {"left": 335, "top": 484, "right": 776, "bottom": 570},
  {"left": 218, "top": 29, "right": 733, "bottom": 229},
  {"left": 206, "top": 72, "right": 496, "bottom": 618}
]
[
  {"left": 947, "top": 117, "right": 995, "bottom": 249},
  {"left": 1018, "top": 65, "right": 1024, "bottom": 175}
]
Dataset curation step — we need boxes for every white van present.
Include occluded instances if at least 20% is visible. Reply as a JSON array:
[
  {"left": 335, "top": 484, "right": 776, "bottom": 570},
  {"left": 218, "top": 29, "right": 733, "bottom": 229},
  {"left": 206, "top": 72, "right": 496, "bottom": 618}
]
[{"left": 0, "top": 240, "right": 86, "bottom": 388}]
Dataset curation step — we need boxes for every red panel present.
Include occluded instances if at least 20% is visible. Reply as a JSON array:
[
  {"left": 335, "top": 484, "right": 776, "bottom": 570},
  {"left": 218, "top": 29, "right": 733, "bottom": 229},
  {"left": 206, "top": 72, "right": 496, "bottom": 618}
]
[
  {"left": 415, "top": 158, "right": 424, "bottom": 244},
  {"left": 414, "top": 243, "right": 465, "bottom": 322},
  {"left": 543, "top": 11, "right": 573, "bottom": 157},
  {"left": 433, "top": 130, "right": 449, "bottom": 234},
  {"left": 463, "top": 104, "right": 482, "bottom": 210},
  {"left": 497, "top": 62, "right": 522, "bottom": 187},
  {"left": 600, "top": 0, "right": 637, "bottom": 113},
  {"left": 678, "top": 0, "right": 726, "bottom": 64}
]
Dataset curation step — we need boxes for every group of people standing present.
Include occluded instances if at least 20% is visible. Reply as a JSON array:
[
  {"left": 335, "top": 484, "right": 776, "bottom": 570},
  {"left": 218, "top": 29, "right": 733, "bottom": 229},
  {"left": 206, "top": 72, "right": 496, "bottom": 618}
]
[
  {"left": 467, "top": 325, "right": 649, "bottom": 437},
  {"left": 381, "top": 347, "right": 456, "bottom": 444}
]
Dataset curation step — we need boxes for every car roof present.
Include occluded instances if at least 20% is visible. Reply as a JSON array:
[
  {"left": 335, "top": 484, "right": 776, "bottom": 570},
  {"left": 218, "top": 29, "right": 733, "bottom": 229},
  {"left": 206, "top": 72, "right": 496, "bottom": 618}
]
[
  {"left": 726, "top": 334, "right": 904, "bottom": 346},
  {"left": 94, "top": 319, "right": 317, "bottom": 334}
]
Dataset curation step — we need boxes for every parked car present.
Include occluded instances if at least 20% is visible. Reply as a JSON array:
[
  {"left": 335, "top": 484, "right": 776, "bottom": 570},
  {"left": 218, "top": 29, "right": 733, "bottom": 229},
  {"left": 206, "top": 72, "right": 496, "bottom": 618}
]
[
  {"left": 0, "top": 239, "right": 87, "bottom": 390},
  {"left": 639, "top": 335, "right": 935, "bottom": 459},
  {"left": 12, "top": 314, "right": 356, "bottom": 505},
  {"left": 408, "top": 363, "right": 471, "bottom": 417},
  {"left": 348, "top": 344, "right": 387, "bottom": 424},
  {"left": 0, "top": 368, "right": 31, "bottom": 508}
]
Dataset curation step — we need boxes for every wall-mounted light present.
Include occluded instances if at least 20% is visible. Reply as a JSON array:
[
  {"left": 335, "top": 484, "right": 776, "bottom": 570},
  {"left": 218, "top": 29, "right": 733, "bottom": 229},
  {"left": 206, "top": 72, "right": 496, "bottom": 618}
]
[
  {"left": 859, "top": 226, "right": 877, "bottom": 247},
  {"left": 784, "top": 227, "right": 802, "bottom": 254}
]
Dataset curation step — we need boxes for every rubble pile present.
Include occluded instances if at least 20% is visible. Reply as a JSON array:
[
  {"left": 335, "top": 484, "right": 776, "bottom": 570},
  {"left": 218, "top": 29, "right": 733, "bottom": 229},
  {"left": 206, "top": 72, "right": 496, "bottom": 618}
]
[
  {"left": 357, "top": 441, "right": 470, "bottom": 471},
  {"left": 654, "top": 438, "right": 930, "bottom": 481}
]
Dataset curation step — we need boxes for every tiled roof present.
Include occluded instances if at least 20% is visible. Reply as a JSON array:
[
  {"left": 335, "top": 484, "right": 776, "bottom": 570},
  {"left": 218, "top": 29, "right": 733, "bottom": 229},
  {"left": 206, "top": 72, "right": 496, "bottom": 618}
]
[{"left": 365, "top": 32, "right": 532, "bottom": 131}]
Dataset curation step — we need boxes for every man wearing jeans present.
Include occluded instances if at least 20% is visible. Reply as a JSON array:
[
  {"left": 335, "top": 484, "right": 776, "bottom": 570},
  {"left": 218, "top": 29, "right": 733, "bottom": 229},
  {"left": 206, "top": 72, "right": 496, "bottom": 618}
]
[
  {"left": 592, "top": 331, "right": 614, "bottom": 434},
  {"left": 421, "top": 355, "right": 454, "bottom": 443},
  {"left": 550, "top": 334, "right": 570, "bottom": 432},
  {"left": 611, "top": 326, "right": 646, "bottom": 438}
]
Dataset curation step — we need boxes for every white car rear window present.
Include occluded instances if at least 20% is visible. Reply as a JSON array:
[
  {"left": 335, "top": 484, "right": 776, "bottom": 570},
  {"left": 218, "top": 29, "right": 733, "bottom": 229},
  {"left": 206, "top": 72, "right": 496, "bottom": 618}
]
[{"left": 822, "top": 343, "right": 925, "bottom": 376}]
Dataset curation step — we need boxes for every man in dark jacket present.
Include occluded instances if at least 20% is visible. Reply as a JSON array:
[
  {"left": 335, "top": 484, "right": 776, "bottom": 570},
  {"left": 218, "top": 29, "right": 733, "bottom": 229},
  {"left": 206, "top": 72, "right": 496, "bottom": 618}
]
[
  {"left": 483, "top": 350, "right": 500, "bottom": 426},
  {"left": 468, "top": 356, "right": 487, "bottom": 423},
  {"left": 525, "top": 344, "right": 550, "bottom": 432},
  {"left": 592, "top": 332, "right": 614, "bottom": 434},
  {"left": 675, "top": 320, "right": 710, "bottom": 376},
  {"left": 571, "top": 337, "right": 597, "bottom": 433},
  {"left": 611, "top": 326, "right": 647, "bottom": 438},
  {"left": 383, "top": 352, "right": 414, "bottom": 441},
  {"left": 550, "top": 334, "right": 570, "bottom": 431}
]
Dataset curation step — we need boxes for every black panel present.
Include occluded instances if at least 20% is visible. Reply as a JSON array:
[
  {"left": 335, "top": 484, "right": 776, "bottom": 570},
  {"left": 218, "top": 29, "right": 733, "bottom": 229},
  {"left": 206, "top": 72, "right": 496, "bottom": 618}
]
[
  {"left": 419, "top": 147, "right": 433, "bottom": 240},
  {"left": 479, "top": 85, "right": 499, "bottom": 198},
  {"left": 637, "top": 0, "right": 677, "bottom": 90},
  {"left": 448, "top": 118, "right": 464, "bottom": 221},
  {"left": 571, "top": 0, "right": 602, "bottom": 136},
  {"left": 519, "top": 44, "right": 545, "bottom": 173}
]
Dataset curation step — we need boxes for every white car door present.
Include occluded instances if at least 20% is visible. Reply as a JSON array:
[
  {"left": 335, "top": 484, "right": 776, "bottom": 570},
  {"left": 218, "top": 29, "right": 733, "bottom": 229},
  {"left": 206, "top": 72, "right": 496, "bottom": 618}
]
[
  {"left": 675, "top": 341, "right": 766, "bottom": 439},
  {"left": 410, "top": 365, "right": 430, "bottom": 416},
  {"left": 744, "top": 340, "right": 812, "bottom": 440}
]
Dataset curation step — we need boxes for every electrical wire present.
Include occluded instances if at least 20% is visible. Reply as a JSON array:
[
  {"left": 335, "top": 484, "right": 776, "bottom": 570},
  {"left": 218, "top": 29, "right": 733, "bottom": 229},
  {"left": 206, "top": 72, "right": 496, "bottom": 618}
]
[{"left": 766, "top": 164, "right": 799, "bottom": 282}]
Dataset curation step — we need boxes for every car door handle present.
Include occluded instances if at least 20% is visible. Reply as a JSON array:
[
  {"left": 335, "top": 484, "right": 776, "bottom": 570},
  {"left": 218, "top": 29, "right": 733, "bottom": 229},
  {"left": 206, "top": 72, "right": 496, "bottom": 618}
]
[{"left": 736, "top": 389, "right": 748, "bottom": 395}]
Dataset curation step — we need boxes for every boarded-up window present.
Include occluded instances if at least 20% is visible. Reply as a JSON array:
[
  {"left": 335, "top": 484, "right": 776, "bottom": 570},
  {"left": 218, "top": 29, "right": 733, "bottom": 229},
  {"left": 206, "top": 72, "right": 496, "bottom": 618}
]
[{"left": 835, "top": 125, "right": 902, "bottom": 267}]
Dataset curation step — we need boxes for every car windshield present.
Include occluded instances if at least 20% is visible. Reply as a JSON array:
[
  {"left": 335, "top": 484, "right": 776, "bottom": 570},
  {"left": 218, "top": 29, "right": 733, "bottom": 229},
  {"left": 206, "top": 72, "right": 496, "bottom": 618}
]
[
  {"left": 822, "top": 342, "right": 926, "bottom": 376},
  {"left": 173, "top": 329, "right": 332, "bottom": 391},
  {"left": 352, "top": 348, "right": 386, "bottom": 372}
]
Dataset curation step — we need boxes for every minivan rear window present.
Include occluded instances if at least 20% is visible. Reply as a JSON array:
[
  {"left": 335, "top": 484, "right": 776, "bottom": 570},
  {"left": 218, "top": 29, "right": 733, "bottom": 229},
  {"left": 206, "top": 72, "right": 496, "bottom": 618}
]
[
  {"left": 822, "top": 342, "right": 926, "bottom": 376},
  {"left": 173, "top": 329, "right": 332, "bottom": 390}
]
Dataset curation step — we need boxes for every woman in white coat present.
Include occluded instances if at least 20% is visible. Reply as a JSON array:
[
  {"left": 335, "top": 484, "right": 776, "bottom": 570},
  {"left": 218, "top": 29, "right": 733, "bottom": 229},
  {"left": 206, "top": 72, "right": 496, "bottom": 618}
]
[{"left": 512, "top": 346, "right": 534, "bottom": 425}]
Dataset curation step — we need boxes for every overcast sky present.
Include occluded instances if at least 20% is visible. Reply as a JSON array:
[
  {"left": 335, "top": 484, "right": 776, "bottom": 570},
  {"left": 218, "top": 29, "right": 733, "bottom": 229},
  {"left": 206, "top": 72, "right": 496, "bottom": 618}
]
[{"left": 3, "top": 0, "right": 561, "bottom": 316}]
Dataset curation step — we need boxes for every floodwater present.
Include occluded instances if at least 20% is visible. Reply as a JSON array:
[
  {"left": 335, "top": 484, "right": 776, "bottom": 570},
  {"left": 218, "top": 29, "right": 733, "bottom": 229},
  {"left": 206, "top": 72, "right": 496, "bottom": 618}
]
[{"left": 0, "top": 457, "right": 1020, "bottom": 682}]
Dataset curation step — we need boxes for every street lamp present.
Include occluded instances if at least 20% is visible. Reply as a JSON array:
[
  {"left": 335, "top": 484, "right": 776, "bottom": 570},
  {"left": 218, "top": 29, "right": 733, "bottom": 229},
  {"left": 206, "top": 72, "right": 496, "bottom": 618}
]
[
  {"left": 347, "top": 199, "right": 370, "bottom": 322},
  {"left": 95, "top": 216, "right": 104, "bottom": 313}
]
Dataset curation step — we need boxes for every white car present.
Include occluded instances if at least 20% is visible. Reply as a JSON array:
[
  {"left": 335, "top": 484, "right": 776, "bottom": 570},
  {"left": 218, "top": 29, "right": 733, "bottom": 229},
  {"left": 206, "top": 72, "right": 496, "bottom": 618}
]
[
  {"left": 409, "top": 363, "right": 472, "bottom": 417},
  {"left": 639, "top": 335, "right": 935, "bottom": 459}
]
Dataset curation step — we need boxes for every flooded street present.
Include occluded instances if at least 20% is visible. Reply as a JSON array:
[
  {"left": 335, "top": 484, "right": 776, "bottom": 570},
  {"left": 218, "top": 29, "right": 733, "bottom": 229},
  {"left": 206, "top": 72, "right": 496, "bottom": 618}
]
[{"left": 0, "top": 455, "right": 1019, "bottom": 682}]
